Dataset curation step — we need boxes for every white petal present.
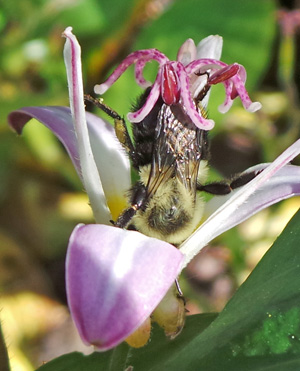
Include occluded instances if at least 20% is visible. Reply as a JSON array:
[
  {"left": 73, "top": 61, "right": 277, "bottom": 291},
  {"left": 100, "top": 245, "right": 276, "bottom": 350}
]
[
  {"left": 177, "top": 38, "right": 197, "bottom": 66},
  {"left": 63, "top": 27, "right": 111, "bottom": 224},
  {"left": 196, "top": 35, "right": 223, "bottom": 60},
  {"left": 193, "top": 35, "right": 223, "bottom": 105},
  {"left": 86, "top": 111, "right": 131, "bottom": 209}
]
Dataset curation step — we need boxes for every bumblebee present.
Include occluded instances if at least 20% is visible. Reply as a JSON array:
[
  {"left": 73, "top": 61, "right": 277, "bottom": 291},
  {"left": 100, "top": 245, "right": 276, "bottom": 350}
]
[{"left": 85, "top": 85, "right": 257, "bottom": 246}]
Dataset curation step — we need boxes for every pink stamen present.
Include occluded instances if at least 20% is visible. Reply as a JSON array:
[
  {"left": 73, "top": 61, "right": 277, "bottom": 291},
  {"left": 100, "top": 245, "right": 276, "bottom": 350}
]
[
  {"left": 208, "top": 63, "right": 240, "bottom": 85},
  {"left": 95, "top": 41, "right": 261, "bottom": 128},
  {"left": 161, "top": 63, "right": 181, "bottom": 105},
  {"left": 95, "top": 49, "right": 168, "bottom": 95},
  {"left": 230, "top": 85, "right": 238, "bottom": 100},
  {"left": 127, "top": 69, "right": 162, "bottom": 123},
  {"left": 176, "top": 62, "right": 215, "bottom": 130},
  {"left": 230, "top": 74, "right": 261, "bottom": 112},
  {"left": 186, "top": 58, "right": 227, "bottom": 75},
  {"left": 135, "top": 60, "right": 152, "bottom": 88}
]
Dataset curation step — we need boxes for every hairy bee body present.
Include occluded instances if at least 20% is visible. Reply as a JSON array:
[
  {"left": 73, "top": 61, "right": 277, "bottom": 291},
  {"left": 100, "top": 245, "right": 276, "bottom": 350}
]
[
  {"left": 116, "top": 91, "right": 210, "bottom": 245},
  {"left": 85, "top": 87, "right": 258, "bottom": 246},
  {"left": 133, "top": 162, "right": 207, "bottom": 244}
]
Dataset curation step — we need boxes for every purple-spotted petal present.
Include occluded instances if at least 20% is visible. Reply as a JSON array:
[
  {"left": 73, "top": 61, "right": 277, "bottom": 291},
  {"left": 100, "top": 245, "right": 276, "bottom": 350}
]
[
  {"left": 217, "top": 79, "right": 234, "bottom": 113},
  {"left": 94, "top": 49, "right": 168, "bottom": 94},
  {"left": 180, "top": 139, "right": 300, "bottom": 268},
  {"left": 176, "top": 62, "right": 215, "bottom": 129},
  {"left": 127, "top": 68, "right": 162, "bottom": 123},
  {"left": 186, "top": 58, "right": 262, "bottom": 115},
  {"left": 230, "top": 74, "right": 262, "bottom": 113},
  {"left": 66, "top": 224, "right": 183, "bottom": 351},
  {"left": 8, "top": 106, "right": 130, "bottom": 224},
  {"left": 134, "top": 59, "right": 152, "bottom": 88}
]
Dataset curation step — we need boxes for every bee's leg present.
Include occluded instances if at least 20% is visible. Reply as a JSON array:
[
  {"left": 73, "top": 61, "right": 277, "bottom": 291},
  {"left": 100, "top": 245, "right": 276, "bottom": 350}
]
[
  {"left": 175, "top": 278, "right": 186, "bottom": 305},
  {"left": 84, "top": 94, "right": 134, "bottom": 155},
  {"left": 114, "top": 182, "right": 148, "bottom": 229},
  {"left": 197, "top": 169, "right": 262, "bottom": 195},
  {"left": 175, "top": 279, "right": 184, "bottom": 297}
]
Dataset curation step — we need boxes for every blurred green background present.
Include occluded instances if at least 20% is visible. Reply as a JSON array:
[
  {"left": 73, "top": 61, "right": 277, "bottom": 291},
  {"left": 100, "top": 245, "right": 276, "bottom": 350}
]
[{"left": 1, "top": 0, "right": 300, "bottom": 369}]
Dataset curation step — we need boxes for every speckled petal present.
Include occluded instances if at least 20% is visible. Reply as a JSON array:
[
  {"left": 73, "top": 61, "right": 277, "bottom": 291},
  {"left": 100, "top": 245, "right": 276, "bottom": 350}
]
[
  {"left": 134, "top": 59, "right": 152, "bottom": 88},
  {"left": 94, "top": 49, "right": 168, "bottom": 94},
  {"left": 127, "top": 69, "right": 162, "bottom": 123},
  {"left": 176, "top": 62, "right": 215, "bottom": 129}
]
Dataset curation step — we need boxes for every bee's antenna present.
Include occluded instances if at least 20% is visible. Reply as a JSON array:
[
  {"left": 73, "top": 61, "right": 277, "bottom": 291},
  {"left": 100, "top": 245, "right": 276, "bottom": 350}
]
[{"left": 84, "top": 94, "right": 122, "bottom": 121}]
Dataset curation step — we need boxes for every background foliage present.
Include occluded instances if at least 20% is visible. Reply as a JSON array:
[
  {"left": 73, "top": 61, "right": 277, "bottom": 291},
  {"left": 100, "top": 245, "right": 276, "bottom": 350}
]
[{"left": 0, "top": 0, "right": 300, "bottom": 370}]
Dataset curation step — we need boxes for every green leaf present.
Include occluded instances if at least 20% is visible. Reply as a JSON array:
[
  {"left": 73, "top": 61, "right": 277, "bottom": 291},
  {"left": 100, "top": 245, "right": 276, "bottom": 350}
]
[
  {"left": 37, "top": 344, "right": 130, "bottom": 371},
  {"left": 36, "top": 314, "right": 217, "bottom": 370}
]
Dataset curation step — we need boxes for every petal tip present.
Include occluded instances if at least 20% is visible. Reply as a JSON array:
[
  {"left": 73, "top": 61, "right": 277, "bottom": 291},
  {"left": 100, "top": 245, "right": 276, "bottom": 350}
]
[
  {"left": 127, "top": 111, "right": 140, "bottom": 123},
  {"left": 62, "top": 26, "right": 73, "bottom": 38},
  {"left": 94, "top": 84, "right": 107, "bottom": 95},
  {"left": 197, "top": 35, "right": 223, "bottom": 60},
  {"left": 247, "top": 101, "right": 262, "bottom": 112},
  {"left": 177, "top": 38, "right": 197, "bottom": 65}
]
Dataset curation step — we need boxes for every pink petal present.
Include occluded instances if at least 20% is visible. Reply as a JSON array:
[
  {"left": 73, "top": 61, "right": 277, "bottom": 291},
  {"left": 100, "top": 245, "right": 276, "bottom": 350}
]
[
  {"left": 66, "top": 224, "right": 183, "bottom": 351},
  {"left": 85, "top": 113, "right": 131, "bottom": 208}
]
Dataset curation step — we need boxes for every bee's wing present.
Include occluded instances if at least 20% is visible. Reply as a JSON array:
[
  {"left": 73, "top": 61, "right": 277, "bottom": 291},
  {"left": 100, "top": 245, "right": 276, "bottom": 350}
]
[
  {"left": 145, "top": 105, "right": 176, "bottom": 197},
  {"left": 146, "top": 104, "right": 204, "bottom": 197}
]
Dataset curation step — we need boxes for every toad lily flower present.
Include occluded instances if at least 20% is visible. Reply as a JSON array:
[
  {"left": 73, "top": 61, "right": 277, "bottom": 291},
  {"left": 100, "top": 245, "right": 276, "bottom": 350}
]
[
  {"left": 8, "top": 27, "right": 300, "bottom": 352},
  {"left": 95, "top": 34, "right": 261, "bottom": 130}
]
